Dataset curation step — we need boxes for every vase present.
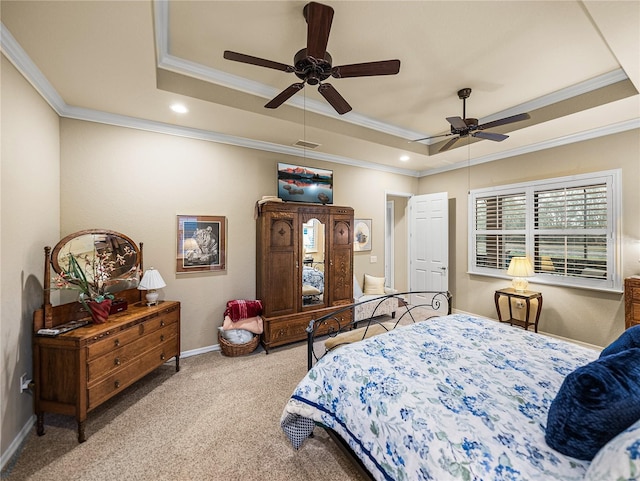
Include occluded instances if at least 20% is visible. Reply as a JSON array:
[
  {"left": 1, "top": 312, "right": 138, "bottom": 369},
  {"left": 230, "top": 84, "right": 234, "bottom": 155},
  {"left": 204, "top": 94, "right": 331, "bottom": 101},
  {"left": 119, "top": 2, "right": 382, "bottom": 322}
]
[{"left": 86, "top": 299, "right": 112, "bottom": 324}]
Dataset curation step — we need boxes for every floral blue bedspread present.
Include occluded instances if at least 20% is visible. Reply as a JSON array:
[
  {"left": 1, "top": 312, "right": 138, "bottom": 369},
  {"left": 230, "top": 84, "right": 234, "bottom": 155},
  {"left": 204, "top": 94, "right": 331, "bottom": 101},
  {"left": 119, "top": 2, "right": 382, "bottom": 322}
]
[{"left": 281, "top": 314, "right": 599, "bottom": 481}]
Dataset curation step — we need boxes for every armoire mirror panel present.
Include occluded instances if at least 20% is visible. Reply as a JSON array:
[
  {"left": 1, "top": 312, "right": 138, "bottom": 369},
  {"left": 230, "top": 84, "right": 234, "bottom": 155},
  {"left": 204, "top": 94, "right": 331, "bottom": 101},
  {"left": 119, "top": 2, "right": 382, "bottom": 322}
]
[{"left": 302, "top": 218, "right": 326, "bottom": 307}]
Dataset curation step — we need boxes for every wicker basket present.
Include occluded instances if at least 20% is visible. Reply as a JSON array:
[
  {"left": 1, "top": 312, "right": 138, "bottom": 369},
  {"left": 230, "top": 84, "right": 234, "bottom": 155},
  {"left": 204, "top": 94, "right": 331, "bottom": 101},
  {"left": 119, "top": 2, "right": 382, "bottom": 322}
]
[{"left": 218, "top": 331, "right": 259, "bottom": 357}]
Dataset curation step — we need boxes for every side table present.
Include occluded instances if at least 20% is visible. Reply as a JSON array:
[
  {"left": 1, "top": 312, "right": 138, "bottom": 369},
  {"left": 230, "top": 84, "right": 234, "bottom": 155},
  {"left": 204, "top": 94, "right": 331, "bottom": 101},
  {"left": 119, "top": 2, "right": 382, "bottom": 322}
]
[{"left": 494, "top": 287, "right": 543, "bottom": 332}]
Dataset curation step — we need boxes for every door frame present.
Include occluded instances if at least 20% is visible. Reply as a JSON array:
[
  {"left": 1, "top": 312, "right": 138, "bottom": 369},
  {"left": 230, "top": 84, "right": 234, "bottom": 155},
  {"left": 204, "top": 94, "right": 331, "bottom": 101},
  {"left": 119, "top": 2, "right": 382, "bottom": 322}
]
[{"left": 385, "top": 190, "right": 413, "bottom": 293}]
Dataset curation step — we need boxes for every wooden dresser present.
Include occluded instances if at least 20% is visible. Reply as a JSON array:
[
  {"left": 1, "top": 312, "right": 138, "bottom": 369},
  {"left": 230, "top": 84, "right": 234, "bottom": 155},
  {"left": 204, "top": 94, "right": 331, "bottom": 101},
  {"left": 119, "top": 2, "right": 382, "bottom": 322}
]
[
  {"left": 33, "top": 296, "right": 180, "bottom": 442},
  {"left": 625, "top": 276, "right": 640, "bottom": 329},
  {"left": 33, "top": 230, "right": 181, "bottom": 442},
  {"left": 33, "top": 301, "right": 180, "bottom": 442}
]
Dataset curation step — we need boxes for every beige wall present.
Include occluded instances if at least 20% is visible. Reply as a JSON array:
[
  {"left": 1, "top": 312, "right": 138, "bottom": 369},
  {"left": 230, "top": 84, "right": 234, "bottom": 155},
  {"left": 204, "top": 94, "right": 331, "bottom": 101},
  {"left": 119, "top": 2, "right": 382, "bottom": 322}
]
[
  {"left": 59, "top": 119, "right": 418, "bottom": 353},
  {"left": 418, "top": 129, "right": 640, "bottom": 347},
  {"left": 1, "top": 57, "right": 60, "bottom": 458}
]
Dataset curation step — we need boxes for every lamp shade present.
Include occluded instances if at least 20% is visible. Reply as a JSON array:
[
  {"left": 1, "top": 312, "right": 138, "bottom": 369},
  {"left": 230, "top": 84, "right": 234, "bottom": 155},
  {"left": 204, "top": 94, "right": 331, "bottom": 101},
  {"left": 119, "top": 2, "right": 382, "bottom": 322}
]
[
  {"left": 507, "top": 257, "right": 534, "bottom": 292},
  {"left": 138, "top": 268, "right": 166, "bottom": 290},
  {"left": 507, "top": 257, "right": 534, "bottom": 277}
]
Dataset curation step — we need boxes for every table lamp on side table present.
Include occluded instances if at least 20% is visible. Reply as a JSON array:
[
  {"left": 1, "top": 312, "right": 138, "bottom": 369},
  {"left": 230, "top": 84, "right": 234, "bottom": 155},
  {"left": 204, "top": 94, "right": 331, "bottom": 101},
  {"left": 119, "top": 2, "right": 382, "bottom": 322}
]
[
  {"left": 138, "top": 267, "right": 166, "bottom": 306},
  {"left": 507, "top": 257, "right": 534, "bottom": 292}
]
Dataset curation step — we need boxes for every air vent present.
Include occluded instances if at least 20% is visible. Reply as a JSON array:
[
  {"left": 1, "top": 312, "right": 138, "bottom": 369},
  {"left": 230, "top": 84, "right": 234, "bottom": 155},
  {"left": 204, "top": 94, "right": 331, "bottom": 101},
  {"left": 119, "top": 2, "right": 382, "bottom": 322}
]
[{"left": 293, "top": 139, "right": 321, "bottom": 149}]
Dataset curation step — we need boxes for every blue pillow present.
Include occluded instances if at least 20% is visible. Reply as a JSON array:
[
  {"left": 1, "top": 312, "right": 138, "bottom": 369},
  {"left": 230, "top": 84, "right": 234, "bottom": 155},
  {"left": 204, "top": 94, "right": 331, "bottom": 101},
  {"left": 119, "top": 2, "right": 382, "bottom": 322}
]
[
  {"left": 545, "top": 348, "right": 640, "bottom": 460},
  {"left": 600, "top": 324, "right": 640, "bottom": 357}
]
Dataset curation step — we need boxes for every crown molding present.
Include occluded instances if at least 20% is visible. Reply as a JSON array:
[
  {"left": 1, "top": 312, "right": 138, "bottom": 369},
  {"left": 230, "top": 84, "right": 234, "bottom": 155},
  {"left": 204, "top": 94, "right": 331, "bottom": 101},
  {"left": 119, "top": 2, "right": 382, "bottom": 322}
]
[
  {"left": 2, "top": 16, "right": 637, "bottom": 180},
  {"left": 1, "top": 23, "right": 66, "bottom": 114}
]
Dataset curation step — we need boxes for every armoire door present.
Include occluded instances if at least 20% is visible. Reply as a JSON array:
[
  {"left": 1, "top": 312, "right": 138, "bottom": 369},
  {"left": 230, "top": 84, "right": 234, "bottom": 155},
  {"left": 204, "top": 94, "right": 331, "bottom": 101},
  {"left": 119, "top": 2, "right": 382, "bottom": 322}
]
[
  {"left": 328, "top": 212, "right": 353, "bottom": 305},
  {"left": 261, "top": 212, "right": 299, "bottom": 317}
]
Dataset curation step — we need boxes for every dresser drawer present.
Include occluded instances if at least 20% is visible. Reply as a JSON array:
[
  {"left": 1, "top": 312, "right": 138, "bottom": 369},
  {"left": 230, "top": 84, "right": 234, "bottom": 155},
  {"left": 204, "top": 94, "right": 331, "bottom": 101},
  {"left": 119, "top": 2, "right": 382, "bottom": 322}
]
[
  {"left": 87, "top": 307, "right": 179, "bottom": 360},
  {"left": 631, "top": 287, "right": 640, "bottom": 302},
  {"left": 269, "top": 319, "right": 309, "bottom": 344},
  {"left": 87, "top": 323, "right": 179, "bottom": 384},
  {"left": 87, "top": 337, "right": 179, "bottom": 410}
]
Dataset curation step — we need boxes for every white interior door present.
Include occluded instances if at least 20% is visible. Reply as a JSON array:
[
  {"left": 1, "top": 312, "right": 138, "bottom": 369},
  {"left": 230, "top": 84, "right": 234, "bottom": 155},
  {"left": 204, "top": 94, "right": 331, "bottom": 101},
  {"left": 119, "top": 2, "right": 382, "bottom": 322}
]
[{"left": 409, "top": 192, "right": 449, "bottom": 306}]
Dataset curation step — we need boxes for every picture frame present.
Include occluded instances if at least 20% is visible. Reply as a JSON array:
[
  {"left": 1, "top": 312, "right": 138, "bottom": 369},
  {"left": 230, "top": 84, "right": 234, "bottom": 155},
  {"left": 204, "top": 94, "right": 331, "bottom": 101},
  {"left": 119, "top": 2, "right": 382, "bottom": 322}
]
[
  {"left": 176, "top": 215, "right": 226, "bottom": 273},
  {"left": 353, "top": 218, "right": 372, "bottom": 252},
  {"left": 277, "top": 162, "right": 333, "bottom": 204}
]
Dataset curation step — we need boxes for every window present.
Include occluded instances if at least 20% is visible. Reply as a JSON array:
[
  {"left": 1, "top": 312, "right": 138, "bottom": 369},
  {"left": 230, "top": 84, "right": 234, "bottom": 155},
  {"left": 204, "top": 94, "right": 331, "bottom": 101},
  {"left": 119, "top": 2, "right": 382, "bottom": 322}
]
[{"left": 469, "top": 169, "right": 621, "bottom": 291}]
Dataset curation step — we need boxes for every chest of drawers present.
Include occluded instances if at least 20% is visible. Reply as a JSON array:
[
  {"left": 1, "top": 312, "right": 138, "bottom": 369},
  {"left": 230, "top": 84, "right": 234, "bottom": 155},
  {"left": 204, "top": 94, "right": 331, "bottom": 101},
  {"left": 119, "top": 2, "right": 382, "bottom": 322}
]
[
  {"left": 625, "top": 277, "right": 640, "bottom": 329},
  {"left": 33, "top": 300, "right": 180, "bottom": 442}
]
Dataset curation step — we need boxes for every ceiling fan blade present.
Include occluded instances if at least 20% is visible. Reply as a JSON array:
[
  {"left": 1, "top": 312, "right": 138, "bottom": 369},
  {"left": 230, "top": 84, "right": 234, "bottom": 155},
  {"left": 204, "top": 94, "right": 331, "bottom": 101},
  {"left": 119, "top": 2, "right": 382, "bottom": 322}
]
[
  {"left": 478, "top": 112, "right": 530, "bottom": 130},
  {"left": 265, "top": 83, "right": 305, "bottom": 109},
  {"left": 332, "top": 60, "right": 401, "bottom": 78},
  {"left": 318, "top": 83, "right": 352, "bottom": 114},
  {"left": 410, "top": 133, "right": 455, "bottom": 143},
  {"left": 439, "top": 136, "right": 461, "bottom": 152},
  {"left": 473, "top": 131, "right": 508, "bottom": 142},
  {"left": 446, "top": 116, "right": 468, "bottom": 131},
  {"left": 304, "top": 2, "right": 334, "bottom": 60},
  {"left": 224, "top": 51, "right": 293, "bottom": 72}
]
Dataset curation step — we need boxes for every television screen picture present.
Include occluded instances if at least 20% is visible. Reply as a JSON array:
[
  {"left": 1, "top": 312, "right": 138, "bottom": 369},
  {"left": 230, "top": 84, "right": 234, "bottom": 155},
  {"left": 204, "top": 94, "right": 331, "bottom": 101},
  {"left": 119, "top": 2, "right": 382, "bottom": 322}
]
[{"left": 277, "top": 163, "right": 333, "bottom": 204}]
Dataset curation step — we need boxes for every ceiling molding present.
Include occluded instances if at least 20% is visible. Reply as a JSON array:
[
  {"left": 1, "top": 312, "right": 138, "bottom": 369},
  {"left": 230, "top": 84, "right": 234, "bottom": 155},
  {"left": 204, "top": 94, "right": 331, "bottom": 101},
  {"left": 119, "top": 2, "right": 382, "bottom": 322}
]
[
  {"left": 2, "top": 18, "right": 636, "bottom": 180},
  {"left": 0, "top": 23, "right": 65, "bottom": 114}
]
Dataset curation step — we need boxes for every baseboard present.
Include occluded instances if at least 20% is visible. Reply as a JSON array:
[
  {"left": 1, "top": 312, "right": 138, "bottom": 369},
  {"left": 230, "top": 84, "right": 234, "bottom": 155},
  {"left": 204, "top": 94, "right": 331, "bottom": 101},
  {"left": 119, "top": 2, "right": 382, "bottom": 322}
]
[
  {"left": 1, "top": 414, "right": 35, "bottom": 473},
  {"left": 179, "top": 344, "right": 220, "bottom": 359}
]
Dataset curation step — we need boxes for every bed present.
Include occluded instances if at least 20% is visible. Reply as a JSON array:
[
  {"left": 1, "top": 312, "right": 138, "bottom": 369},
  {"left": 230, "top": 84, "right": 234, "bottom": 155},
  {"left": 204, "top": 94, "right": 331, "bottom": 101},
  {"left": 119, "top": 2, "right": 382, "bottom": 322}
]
[{"left": 281, "top": 291, "right": 640, "bottom": 481}]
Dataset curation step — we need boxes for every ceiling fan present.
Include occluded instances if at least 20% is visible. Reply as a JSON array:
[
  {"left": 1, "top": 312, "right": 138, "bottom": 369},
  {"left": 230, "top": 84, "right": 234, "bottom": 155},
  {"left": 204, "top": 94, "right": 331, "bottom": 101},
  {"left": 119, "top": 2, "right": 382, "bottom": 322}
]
[
  {"left": 412, "top": 88, "right": 531, "bottom": 152},
  {"left": 223, "top": 2, "right": 400, "bottom": 115}
]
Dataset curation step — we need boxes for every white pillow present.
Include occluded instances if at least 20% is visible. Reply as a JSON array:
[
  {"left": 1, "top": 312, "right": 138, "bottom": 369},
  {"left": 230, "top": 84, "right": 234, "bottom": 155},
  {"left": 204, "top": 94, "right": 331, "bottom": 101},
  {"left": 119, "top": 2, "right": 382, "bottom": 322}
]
[
  {"left": 302, "top": 285, "right": 321, "bottom": 296},
  {"left": 363, "top": 274, "right": 385, "bottom": 295},
  {"left": 583, "top": 417, "right": 640, "bottom": 481}
]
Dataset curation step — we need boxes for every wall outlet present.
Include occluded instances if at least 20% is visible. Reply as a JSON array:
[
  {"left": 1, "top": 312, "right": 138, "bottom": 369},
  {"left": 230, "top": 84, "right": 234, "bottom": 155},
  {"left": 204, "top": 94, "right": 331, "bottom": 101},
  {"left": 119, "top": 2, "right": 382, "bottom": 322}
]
[
  {"left": 20, "top": 373, "right": 30, "bottom": 393},
  {"left": 370, "top": 255, "right": 377, "bottom": 263}
]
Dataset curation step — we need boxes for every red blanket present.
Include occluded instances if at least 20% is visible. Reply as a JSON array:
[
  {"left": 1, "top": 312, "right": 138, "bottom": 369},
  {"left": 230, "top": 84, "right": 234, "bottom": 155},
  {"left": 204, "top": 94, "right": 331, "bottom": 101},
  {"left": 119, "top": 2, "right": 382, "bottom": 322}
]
[{"left": 225, "top": 299, "right": 263, "bottom": 322}]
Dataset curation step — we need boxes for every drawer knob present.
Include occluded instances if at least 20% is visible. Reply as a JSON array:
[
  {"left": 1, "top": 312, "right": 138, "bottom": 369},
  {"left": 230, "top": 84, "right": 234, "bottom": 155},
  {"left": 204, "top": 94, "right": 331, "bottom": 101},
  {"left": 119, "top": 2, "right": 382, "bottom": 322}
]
[
  {"left": 114, "top": 380, "right": 120, "bottom": 389},
  {"left": 160, "top": 320, "right": 165, "bottom": 327},
  {"left": 160, "top": 335, "right": 165, "bottom": 342},
  {"left": 160, "top": 353, "right": 165, "bottom": 361},
  {"left": 114, "top": 339, "right": 120, "bottom": 347},
  {"left": 114, "top": 358, "right": 121, "bottom": 366}
]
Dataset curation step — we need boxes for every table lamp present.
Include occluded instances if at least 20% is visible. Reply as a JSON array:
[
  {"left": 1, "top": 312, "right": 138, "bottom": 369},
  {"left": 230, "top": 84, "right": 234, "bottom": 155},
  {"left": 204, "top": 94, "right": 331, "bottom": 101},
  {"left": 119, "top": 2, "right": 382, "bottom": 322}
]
[
  {"left": 507, "top": 257, "right": 534, "bottom": 292},
  {"left": 138, "top": 267, "right": 166, "bottom": 306}
]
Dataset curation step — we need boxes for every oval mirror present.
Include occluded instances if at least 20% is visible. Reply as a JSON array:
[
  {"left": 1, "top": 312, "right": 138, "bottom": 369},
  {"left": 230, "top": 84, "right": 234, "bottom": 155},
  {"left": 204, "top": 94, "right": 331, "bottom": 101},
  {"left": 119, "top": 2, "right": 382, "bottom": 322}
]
[{"left": 51, "top": 229, "right": 141, "bottom": 293}]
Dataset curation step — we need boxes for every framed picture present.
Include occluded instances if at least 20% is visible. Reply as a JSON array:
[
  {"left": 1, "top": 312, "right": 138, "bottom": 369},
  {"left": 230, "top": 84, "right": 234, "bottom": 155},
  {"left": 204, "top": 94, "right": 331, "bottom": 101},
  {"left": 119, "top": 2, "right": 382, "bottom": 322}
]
[
  {"left": 277, "top": 162, "right": 333, "bottom": 204},
  {"left": 353, "top": 219, "right": 372, "bottom": 252},
  {"left": 176, "top": 215, "right": 226, "bottom": 273}
]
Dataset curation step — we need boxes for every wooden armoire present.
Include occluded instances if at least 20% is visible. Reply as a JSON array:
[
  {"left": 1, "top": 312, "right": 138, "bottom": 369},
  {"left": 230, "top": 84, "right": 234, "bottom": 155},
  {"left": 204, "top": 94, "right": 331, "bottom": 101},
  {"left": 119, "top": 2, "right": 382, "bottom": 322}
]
[{"left": 256, "top": 201, "right": 354, "bottom": 352}]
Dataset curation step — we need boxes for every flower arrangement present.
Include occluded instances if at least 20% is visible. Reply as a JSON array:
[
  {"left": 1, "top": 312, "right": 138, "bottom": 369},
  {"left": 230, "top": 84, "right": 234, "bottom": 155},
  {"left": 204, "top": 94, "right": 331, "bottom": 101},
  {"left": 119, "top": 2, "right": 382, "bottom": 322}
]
[{"left": 52, "top": 246, "right": 138, "bottom": 313}]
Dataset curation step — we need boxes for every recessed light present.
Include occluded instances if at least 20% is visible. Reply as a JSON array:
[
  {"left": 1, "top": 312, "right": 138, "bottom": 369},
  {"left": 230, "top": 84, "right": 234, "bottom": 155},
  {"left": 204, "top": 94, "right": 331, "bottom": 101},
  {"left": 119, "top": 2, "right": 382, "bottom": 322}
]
[
  {"left": 170, "top": 103, "right": 188, "bottom": 114},
  {"left": 400, "top": 155, "right": 410, "bottom": 162}
]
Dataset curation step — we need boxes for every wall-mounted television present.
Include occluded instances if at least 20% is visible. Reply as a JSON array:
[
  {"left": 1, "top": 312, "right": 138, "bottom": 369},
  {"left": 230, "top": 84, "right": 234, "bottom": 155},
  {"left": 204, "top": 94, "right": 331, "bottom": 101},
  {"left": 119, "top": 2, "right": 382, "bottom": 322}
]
[{"left": 277, "top": 162, "right": 333, "bottom": 204}]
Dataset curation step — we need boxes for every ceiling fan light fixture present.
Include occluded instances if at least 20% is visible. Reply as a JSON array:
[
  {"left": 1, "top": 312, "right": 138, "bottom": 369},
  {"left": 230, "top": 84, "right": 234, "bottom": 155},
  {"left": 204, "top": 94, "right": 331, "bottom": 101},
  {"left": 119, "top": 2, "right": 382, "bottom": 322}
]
[
  {"left": 412, "top": 88, "right": 530, "bottom": 151},
  {"left": 223, "top": 2, "right": 400, "bottom": 115}
]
